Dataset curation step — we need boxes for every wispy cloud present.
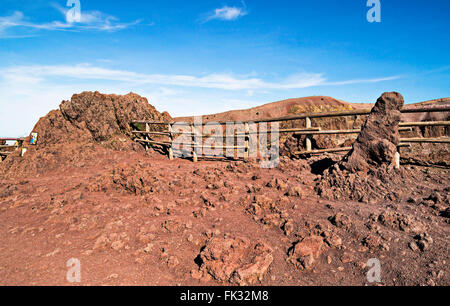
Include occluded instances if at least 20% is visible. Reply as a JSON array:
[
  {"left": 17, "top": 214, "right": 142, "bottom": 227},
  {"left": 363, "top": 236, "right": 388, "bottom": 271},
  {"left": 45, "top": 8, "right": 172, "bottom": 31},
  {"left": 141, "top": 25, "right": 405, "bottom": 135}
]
[
  {"left": 324, "top": 75, "right": 402, "bottom": 86},
  {"left": 0, "top": 64, "right": 398, "bottom": 91},
  {"left": 203, "top": 5, "right": 248, "bottom": 22},
  {"left": 0, "top": 7, "right": 141, "bottom": 38}
]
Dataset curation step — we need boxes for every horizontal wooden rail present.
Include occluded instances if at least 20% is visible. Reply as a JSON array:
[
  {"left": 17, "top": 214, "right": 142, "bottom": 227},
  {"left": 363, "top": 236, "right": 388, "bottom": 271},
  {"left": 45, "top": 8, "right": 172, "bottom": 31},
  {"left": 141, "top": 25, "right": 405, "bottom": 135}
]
[
  {"left": 175, "top": 134, "right": 247, "bottom": 139},
  {"left": 294, "top": 143, "right": 412, "bottom": 155},
  {"left": 295, "top": 147, "right": 352, "bottom": 155},
  {"left": 400, "top": 106, "right": 450, "bottom": 114},
  {"left": 237, "top": 127, "right": 321, "bottom": 135},
  {"left": 132, "top": 121, "right": 170, "bottom": 125},
  {"left": 132, "top": 131, "right": 171, "bottom": 136},
  {"left": 133, "top": 127, "right": 322, "bottom": 138},
  {"left": 171, "top": 127, "right": 322, "bottom": 136},
  {"left": 0, "top": 151, "right": 11, "bottom": 155},
  {"left": 251, "top": 106, "right": 450, "bottom": 124},
  {"left": 136, "top": 139, "right": 172, "bottom": 146},
  {"left": 191, "top": 145, "right": 246, "bottom": 149},
  {"left": 293, "top": 127, "right": 412, "bottom": 136},
  {"left": 0, "top": 138, "right": 25, "bottom": 141},
  {"left": 295, "top": 129, "right": 360, "bottom": 136},
  {"left": 400, "top": 137, "right": 450, "bottom": 143},
  {"left": 0, "top": 145, "right": 16, "bottom": 149},
  {"left": 399, "top": 121, "right": 450, "bottom": 127}
]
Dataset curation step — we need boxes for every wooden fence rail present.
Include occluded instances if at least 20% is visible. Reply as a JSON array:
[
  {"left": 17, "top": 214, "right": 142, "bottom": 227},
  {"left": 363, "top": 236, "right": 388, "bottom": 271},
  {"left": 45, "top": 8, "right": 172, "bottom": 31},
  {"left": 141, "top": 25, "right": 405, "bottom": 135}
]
[
  {"left": 132, "top": 105, "right": 450, "bottom": 162},
  {"left": 0, "top": 138, "right": 25, "bottom": 159}
]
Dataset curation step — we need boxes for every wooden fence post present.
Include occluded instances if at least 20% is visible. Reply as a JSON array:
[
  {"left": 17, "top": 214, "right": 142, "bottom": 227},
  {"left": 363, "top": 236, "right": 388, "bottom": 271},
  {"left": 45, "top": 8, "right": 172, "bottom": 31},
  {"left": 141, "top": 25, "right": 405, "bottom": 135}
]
[
  {"left": 168, "top": 123, "right": 174, "bottom": 161},
  {"left": 191, "top": 124, "right": 198, "bottom": 163},
  {"left": 394, "top": 151, "right": 400, "bottom": 169},
  {"left": 244, "top": 122, "right": 249, "bottom": 159},
  {"left": 145, "top": 123, "right": 150, "bottom": 152},
  {"left": 305, "top": 117, "right": 312, "bottom": 152}
]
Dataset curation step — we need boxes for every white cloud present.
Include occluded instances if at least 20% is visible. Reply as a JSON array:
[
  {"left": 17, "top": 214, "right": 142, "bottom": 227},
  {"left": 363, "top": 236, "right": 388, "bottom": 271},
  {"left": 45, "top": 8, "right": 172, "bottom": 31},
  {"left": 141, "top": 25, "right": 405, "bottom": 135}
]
[
  {"left": 0, "top": 64, "right": 400, "bottom": 91},
  {"left": 0, "top": 64, "right": 327, "bottom": 90},
  {"left": 324, "top": 75, "right": 401, "bottom": 86},
  {"left": 0, "top": 8, "right": 141, "bottom": 38},
  {"left": 204, "top": 6, "right": 247, "bottom": 22}
]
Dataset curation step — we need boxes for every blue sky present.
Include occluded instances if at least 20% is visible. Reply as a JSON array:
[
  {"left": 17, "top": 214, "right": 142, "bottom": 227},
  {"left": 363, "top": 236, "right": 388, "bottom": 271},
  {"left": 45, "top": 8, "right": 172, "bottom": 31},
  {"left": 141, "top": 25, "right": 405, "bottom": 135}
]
[{"left": 0, "top": 0, "right": 449, "bottom": 137}]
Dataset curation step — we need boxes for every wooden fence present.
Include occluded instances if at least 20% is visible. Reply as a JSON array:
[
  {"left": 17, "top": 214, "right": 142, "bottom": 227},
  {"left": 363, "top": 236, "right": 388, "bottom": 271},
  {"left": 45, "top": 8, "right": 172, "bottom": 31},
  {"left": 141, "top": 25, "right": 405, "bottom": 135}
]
[
  {"left": 0, "top": 138, "right": 25, "bottom": 160},
  {"left": 132, "top": 106, "right": 450, "bottom": 162}
]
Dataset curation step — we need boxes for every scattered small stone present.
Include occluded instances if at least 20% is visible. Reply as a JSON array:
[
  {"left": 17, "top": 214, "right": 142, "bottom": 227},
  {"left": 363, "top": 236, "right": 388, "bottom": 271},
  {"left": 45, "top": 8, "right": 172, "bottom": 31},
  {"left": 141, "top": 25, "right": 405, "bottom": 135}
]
[
  {"left": 190, "top": 269, "right": 202, "bottom": 280},
  {"left": 111, "top": 240, "right": 124, "bottom": 251},
  {"left": 143, "top": 243, "right": 154, "bottom": 253},
  {"left": 285, "top": 186, "right": 302, "bottom": 198},
  {"left": 167, "top": 256, "right": 180, "bottom": 268},
  {"left": 409, "top": 241, "right": 419, "bottom": 252}
]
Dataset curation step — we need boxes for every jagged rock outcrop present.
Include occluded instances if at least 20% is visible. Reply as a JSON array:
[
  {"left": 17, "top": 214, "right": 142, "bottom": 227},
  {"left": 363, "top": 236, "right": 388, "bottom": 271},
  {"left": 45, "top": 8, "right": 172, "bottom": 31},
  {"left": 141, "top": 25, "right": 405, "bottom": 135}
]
[
  {"left": 34, "top": 91, "right": 172, "bottom": 146},
  {"left": 316, "top": 92, "right": 418, "bottom": 203},
  {"left": 340, "top": 92, "right": 404, "bottom": 172}
]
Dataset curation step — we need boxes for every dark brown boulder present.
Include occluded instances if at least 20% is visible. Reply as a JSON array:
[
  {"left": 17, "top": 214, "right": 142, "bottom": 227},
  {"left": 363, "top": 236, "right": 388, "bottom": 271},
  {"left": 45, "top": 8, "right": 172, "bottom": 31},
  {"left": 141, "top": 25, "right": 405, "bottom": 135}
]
[
  {"left": 315, "top": 92, "right": 420, "bottom": 203},
  {"left": 341, "top": 92, "right": 404, "bottom": 172}
]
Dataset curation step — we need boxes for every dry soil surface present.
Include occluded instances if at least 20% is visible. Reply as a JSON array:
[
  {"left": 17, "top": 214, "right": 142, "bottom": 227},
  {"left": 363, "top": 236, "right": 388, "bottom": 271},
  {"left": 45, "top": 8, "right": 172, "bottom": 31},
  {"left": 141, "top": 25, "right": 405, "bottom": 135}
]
[{"left": 0, "top": 145, "right": 448, "bottom": 286}]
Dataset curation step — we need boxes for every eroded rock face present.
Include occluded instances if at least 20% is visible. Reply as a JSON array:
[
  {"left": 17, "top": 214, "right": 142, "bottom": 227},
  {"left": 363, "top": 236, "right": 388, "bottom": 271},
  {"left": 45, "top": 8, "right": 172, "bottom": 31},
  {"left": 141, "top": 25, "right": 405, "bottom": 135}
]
[
  {"left": 197, "top": 235, "right": 273, "bottom": 285},
  {"left": 33, "top": 91, "right": 172, "bottom": 146},
  {"left": 341, "top": 92, "right": 404, "bottom": 172}
]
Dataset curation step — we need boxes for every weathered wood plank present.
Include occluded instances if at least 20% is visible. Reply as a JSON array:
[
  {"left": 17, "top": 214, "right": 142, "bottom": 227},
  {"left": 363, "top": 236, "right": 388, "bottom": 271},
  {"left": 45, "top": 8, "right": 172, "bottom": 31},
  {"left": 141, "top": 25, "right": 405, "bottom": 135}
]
[
  {"left": 400, "top": 137, "right": 450, "bottom": 143},
  {"left": 399, "top": 121, "right": 450, "bottom": 127}
]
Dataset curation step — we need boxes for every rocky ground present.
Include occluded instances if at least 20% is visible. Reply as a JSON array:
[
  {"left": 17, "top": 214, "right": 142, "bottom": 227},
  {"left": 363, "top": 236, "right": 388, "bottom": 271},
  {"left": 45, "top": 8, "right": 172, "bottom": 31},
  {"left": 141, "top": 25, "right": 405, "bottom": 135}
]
[
  {"left": 0, "top": 91, "right": 448, "bottom": 286},
  {"left": 0, "top": 145, "right": 448, "bottom": 286}
]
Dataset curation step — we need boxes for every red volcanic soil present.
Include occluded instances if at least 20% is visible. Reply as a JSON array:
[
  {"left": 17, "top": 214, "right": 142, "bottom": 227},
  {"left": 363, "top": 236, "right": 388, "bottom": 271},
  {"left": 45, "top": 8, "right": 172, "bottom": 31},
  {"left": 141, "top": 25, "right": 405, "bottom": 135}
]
[
  {"left": 0, "top": 92, "right": 448, "bottom": 286},
  {"left": 0, "top": 144, "right": 449, "bottom": 286}
]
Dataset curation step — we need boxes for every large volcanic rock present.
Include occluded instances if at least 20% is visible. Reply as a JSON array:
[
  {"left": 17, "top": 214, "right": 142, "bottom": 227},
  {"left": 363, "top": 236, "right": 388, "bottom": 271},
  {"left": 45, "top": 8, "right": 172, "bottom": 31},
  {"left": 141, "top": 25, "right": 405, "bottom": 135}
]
[
  {"left": 340, "top": 92, "right": 404, "bottom": 172},
  {"left": 34, "top": 91, "right": 172, "bottom": 146},
  {"left": 316, "top": 92, "right": 419, "bottom": 203}
]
